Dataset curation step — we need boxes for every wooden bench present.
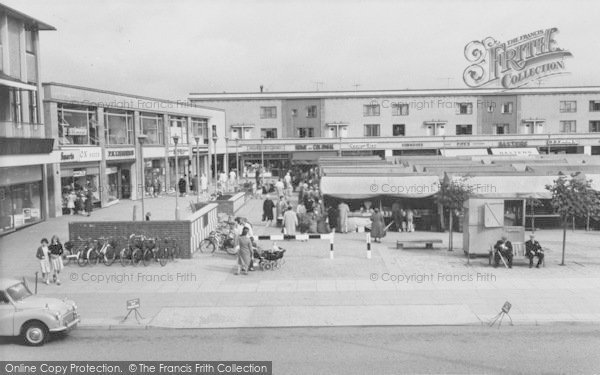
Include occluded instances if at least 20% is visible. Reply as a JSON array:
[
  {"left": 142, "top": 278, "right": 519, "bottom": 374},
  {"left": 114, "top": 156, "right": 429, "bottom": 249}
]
[
  {"left": 489, "top": 242, "right": 547, "bottom": 268},
  {"left": 396, "top": 239, "right": 443, "bottom": 249}
]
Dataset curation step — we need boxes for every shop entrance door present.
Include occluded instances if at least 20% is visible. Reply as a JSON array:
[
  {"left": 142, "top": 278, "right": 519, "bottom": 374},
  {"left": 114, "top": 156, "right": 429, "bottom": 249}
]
[{"left": 121, "top": 169, "right": 131, "bottom": 199}]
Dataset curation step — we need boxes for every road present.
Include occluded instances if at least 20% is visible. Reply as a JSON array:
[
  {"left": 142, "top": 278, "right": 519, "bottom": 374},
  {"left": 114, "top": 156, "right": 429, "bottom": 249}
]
[{"left": 2, "top": 325, "right": 600, "bottom": 374}]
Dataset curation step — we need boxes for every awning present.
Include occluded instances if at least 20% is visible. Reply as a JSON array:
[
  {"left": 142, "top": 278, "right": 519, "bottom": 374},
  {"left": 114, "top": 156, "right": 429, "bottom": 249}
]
[
  {"left": 321, "top": 175, "right": 440, "bottom": 199},
  {"left": 0, "top": 72, "right": 37, "bottom": 91},
  {"left": 490, "top": 148, "right": 539, "bottom": 156},
  {"left": 292, "top": 151, "right": 338, "bottom": 162},
  {"left": 451, "top": 175, "right": 557, "bottom": 199},
  {"left": 441, "top": 148, "right": 489, "bottom": 157}
]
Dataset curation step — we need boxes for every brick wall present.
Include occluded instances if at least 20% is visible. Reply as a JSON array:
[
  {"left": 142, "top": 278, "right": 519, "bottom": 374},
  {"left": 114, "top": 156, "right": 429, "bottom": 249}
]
[
  {"left": 214, "top": 192, "right": 247, "bottom": 216},
  {"left": 69, "top": 203, "right": 218, "bottom": 259}
]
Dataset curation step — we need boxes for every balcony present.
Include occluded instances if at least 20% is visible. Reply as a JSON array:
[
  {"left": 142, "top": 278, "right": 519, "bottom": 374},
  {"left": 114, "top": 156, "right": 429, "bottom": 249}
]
[{"left": 0, "top": 121, "right": 46, "bottom": 139}]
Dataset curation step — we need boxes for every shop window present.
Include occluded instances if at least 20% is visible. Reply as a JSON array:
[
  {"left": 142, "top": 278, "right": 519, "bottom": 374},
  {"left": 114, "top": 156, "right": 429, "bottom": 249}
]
[
  {"left": 392, "top": 103, "right": 409, "bottom": 116},
  {"left": 104, "top": 110, "right": 134, "bottom": 145},
  {"left": 141, "top": 113, "right": 164, "bottom": 145},
  {"left": 306, "top": 105, "right": 317, "bottom": 118},
  {"left": 363, "top": 104, "right": 380, "bottom": 117},
  {"left": 455, "top": 102, "right": 473, "bottom": 115},
  {"left": 169, "top": 116, "right": 188, "bottom": 144},
  {"left": 364, "top": 124, "right": 380, "bottom": 137},
  {"left": 456, "top": 124, "right": 472, "bottom": 135},
  {"left": 0, "top": 182, "right": 42, "bottom": 234},
  {"left": 297, "top": 128, "right": 314, "bottom": 138},
  {"left": 590, "top": 121, "right": 600, "bottom": 133},
  {"left": 260, "top": 106, "right": 277, "bottom": 119},
  {"left": 261, "top": 128, "right": 278, "bottom": 139},
  {"left": 560, "top": 121, "right": 576, "bottom": 133},
  {"left": 392, "top": 124, "right": 405, "bottom": 136},
  {"left": 560, "top": 101, "right": 577, "bottom": 113},
  {"left": 500, "top": 102, "right": 513, "bottom": 114},
  {"left": 58, "top": 105, "right": 98, "bottom": 145}
]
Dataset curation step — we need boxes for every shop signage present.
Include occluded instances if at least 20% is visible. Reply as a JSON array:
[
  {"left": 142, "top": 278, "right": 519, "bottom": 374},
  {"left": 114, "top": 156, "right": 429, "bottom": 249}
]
[
  {"left": 295, "top": 144, "right": 334, "bottom": 151},
  {"left": 463, "top": 27, "right": 573, "bottom": 89},
  {"left": 105, "top": 148, "right": 136, "bottom": 161},
  {"left": 60, "top": 147, "right": 102, "bottom": 163},
  {"left": 168, "top": 147, "right": 190, "bottom": 156},
  {"left": 67, "top": 127, "right": 88, "bottom": 136},
  {"left": 246, "top": 144, "right": 285, "bottom": 151},
  {"left": 401, "top": 142, "right": 424, "bottom": 148},
  {"left": 72, "top": 170, "right": 87, "bottom": 177},
  {"left": 348, "top": 143, "right": 377, "bottom": 149},
  {"left": 456, "top": 141, "right": 471, "bottom": 147},
  {"left": 547, "top": 139, "right": 578, "bottom": 145},
  {"left": 498, "top": 141, "right": 527, "bottom": 148}
]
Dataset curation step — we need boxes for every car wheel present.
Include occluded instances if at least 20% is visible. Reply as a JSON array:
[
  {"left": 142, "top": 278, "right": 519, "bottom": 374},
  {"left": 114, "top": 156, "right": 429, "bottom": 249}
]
[{"left": 22, "top": 321, "right": 48, "bottom": 346}]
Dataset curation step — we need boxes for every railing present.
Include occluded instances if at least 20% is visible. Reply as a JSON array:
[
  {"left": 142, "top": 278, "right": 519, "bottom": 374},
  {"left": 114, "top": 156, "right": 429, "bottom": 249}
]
[{"left": 0, "top": 121, "right": 45, "bottom": 138}]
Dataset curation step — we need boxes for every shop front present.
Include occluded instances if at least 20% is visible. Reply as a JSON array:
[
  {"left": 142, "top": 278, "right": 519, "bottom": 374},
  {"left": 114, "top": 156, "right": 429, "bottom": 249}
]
[
  {"left": 59, "top": 147, "right": 102, "bottom": 213},
  {"left": 0, "top": 165, "right": 44, "bottom": 235},
  {"left": 105, "top": 147, "right": 136, "bottom": 201},
  {"left": 142, "top": 146, "right": 168, "bottom": 195},
  {"left": 168, "top": 146, "right": 190, "bottom": 192}
]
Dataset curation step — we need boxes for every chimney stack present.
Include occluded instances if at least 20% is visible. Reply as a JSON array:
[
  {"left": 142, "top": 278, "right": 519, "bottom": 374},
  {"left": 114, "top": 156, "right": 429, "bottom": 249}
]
[{"left": 260, "top": 85, "right": 264, "bottom": 93}]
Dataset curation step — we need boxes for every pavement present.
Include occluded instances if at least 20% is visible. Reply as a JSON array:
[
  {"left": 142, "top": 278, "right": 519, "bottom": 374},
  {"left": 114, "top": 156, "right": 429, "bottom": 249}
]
[{"left": 1, "top": 190, "right": 600, "bottom": 330}]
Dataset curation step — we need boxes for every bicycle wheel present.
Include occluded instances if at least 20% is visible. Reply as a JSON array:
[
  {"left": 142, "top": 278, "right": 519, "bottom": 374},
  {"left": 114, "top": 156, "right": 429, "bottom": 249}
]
[
  {"left": 141, "top": 249, "right": 153, "bottom": 267},
  {"left": 104, "top": 246, "right": 116, "bottom": 266},
  {"left": 87, "top": 249, "right": 99, "bottom": 266},
  {"left": 63, "top": 250, "right": 72, "bottom": 266},
  {"left": 120, "top": 248, "right": 132, "bottom": 266},
  {"left": 76, "top": 249, "right": 87, "bottom": 267},
  {"left": 199, "top": 239, "right": 216, "bottom": 253},
  {"left": 225, "top": 245, "right": 238, "bottom": 255},
  {"left": 158, "top": 248, "right": 168, "bottom": 267},
  {"left": 132, "top": 249, "right": 144, "bottom": 266}
]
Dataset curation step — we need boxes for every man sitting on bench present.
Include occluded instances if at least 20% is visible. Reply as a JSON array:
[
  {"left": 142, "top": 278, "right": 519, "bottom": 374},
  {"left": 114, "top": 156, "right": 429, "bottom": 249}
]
[
  {"left": 525, "top": 234, "right": 544, "bottom": 268},
  {"left": 494, "top": 235, "right": 513, "bottom": 269}
]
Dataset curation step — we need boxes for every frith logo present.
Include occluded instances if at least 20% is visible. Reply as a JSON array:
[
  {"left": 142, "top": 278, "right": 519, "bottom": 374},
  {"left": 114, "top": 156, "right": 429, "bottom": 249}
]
[{"left": 463, "top": 28, "right": 572, "bottom": 89}]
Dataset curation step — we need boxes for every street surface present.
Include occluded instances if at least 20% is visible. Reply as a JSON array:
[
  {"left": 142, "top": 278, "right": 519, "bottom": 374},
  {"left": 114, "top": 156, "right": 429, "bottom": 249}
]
[{"left": 2, "top": 325, "right": 600, "bottom": 374}]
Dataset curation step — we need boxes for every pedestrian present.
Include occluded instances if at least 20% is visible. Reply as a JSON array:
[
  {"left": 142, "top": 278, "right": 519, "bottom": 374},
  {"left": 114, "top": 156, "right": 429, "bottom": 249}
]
[
  {"left": 85, "top": 189, "right": 93, "bottom": 216},
  {"left": 153, "top": 178, "right": 160, "bottom": 197},
  {"left": 327, "top": 205, "right": 338, "bottom": 231},
  {"left": 275, "top": 178, "right": 284, "bottom": 197},
  {"left": 283, "top": 206, "right": 298, "bottom": 235},
  {"left": 406, "top": 208, "right": 415, "bottom": 232},
  {"left": 262, "top": 196, "right": 275, "bottom": 227},
  {"left": 191, "top": 174, "right": 198, "bottom": 194},
  {"left": 229, "top": 169, "right": 237, "bottom": 186},
  {"left": 525, "top": 234, "right": 544, "bottom": 268},
  {"left": 67, "top": 191, "right": 76, "bottom": 215},
  {"left": 178, "top": 176, "right": 187, "bottom": 196},
  {"left": 494, "top": 235, "right": 513, "bottom": 268},
  {"left": 36, "top": 238, "right": 51, "bottom": 285},
  {"left": 276, "top": 196, "right": 287, "bottom": 227},
  {"left": 234, "top": 227, "right": 255, "bottom": 275},
  {"left": 255, "top": 168, "right": 261, "bottom": 188},
  {"left": 200, "top": 173, "right": 208, "bottom": 194},
  {"left": 392, "top": 201, "right": 402, "bottom": 232},
  {"left": 370, "top": 208, "right": 386, "bottom": 243},
  {"left": 337, "top": 201, "right": 350, "bottom": 233},
  {"left": 400, "top": 208, "right": 407, "bottom": 232},
  {"left": 145, "top": 212, "right": 151, "bottom": 221},
  {"left": 48, "top": 235, "right": 64, "bottom": 285}
]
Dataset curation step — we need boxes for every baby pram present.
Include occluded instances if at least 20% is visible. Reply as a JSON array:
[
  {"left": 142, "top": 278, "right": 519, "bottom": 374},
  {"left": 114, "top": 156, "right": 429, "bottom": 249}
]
[{"left": 253, "top": 246, "right": 286, "bottom": 271}]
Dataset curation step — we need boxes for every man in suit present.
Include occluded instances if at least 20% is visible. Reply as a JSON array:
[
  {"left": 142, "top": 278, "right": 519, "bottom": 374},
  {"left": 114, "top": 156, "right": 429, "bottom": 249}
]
[
  {"left": 525, "top": 234, "right": 544, "bottom": 268},
  {"left": 494, "top": 235, "right": 513, "bottom": 268}
]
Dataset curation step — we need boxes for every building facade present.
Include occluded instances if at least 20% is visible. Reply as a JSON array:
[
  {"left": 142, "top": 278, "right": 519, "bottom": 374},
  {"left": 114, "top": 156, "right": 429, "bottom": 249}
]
[
  {"left": 43, "top": 83, "right": 225, "bottom": 218},
  {"left": 0, "top": 5, "right": 55, "bottom": 235},
  {"left": 189, "top": 87, "right": 600, "bottom": 176}
]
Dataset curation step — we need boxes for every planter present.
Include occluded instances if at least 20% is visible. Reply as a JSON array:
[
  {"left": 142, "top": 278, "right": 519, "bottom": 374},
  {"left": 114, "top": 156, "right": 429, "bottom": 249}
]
[{"left": 213, "top": 192, "right": 247, "bottom": 216}]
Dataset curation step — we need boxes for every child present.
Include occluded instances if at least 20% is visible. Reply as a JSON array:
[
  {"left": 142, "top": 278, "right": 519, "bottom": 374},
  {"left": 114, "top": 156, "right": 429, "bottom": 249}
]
[
  {"left": 36, "top": 238, "right": 51, "bottom": 285},
  {"left": 48, "top": 235, "right": 64, "bottom": 285}
]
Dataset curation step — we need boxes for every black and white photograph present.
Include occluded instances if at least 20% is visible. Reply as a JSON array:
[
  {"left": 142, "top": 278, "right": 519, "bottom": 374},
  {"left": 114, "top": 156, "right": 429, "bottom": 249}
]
[{"left": 1, "top": 0, "right": 600, "bottom": 374}]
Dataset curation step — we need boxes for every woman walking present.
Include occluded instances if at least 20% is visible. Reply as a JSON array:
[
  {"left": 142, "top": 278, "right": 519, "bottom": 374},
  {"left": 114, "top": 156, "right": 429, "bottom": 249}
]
[
  {"left": 49, "top": 235, "right": 64, "bottom": 285},
  {"left": 35, "top": 238, "right": 51, "bottom": 285},
  {"left": 370, "top": 208, "right": 386, "bottom": 243},
  {"left": 234, "top": 227, "right": 255, "bottom": 275}
]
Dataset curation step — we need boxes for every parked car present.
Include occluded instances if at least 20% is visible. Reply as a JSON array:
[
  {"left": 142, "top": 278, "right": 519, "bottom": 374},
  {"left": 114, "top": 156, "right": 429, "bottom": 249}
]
[{"left": 0, "top": 278, "right": 79, "bottom": 346}]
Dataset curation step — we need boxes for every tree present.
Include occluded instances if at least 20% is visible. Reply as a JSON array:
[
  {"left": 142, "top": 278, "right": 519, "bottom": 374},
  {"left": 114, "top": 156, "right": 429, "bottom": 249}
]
[
  {"left": 525, "top": 197, "right": 543, "bottom": 233},
  {"left": 434, "top": 176, "right": 471, "bottom": 251},
  {"left": 545, "top": 172, "right": 600, "bottom": 265}
]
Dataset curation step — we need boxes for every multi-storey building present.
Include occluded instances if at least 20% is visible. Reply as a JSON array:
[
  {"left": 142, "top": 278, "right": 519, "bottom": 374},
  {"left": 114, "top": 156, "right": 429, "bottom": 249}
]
[
  {"left": 43, "top": 83, "right": 226, "bottom": 217},
  {"left": 189, "top": 87, "right": 600, "bottom": 176},
  {"left": 0, "top": 4, "right": 55, "bottom": 235}
]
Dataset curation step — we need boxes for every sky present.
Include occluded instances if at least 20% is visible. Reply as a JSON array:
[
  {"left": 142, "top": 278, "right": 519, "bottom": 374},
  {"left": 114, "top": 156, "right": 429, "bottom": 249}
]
[{"left": 5, "top": 0, "right": 600, "bottom": 100}]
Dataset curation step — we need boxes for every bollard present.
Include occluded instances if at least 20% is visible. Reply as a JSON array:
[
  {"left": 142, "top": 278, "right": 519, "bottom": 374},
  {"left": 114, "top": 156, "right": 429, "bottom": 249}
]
[
  {"left": 329, "top": 233, "right": 334, "bottom": 259},
  {"left": 34, "top": 272, "right": 38, "bottom": 294},
  {"left": 366, "top": 233, "right": 372, "bottom": 259}
]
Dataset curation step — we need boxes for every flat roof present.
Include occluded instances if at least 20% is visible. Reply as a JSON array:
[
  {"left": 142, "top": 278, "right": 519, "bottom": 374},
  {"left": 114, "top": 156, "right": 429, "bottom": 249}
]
[
  {"left": 0, "top": 3, "right": 55, "bottom": 31},
  {"left": 189, "top": 86, "right": 600, "bottom": 101}
]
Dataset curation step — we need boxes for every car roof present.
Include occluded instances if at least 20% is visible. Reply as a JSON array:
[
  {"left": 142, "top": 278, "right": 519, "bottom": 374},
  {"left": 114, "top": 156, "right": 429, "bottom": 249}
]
[{"left": 0, "top": 279, "right": 23, "bottom": 290}]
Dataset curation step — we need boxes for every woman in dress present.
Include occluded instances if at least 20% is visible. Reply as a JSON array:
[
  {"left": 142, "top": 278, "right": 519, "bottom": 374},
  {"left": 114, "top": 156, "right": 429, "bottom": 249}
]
[
  {"left": 262, "top": 196, "right": 275, "bottom": 227},
  {"left": 35, "top": 238, "right": 51, "bottom": 285},
  {"left": 67, "top": 191, "right": 76, "bottom": 215},
  {"left": 283, "top": 206, "right": 298, "bottom": 235},
  {"left": 370, "top": 208, "right": 386, "bottom": 243},
  {"left": 48, "top": 235, "right": 64, "bottom": 285},
  {"left": 234, "top": 227, "right": 254, "bottom": 275}
]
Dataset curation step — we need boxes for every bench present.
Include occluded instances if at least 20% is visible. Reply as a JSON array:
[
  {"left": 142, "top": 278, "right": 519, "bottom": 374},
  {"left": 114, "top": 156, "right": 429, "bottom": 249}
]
[
  {"left": 489, "top": 242, "right": 547, "bottom": 268},
  {"left": 396, "top": 239, "right": 443, "bottom": 249}
]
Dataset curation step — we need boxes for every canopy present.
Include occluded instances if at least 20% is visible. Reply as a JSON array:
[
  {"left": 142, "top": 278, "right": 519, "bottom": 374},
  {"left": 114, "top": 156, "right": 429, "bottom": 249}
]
[
  {"left": 451, "top": 175, "right": 558, "bottom": 199},
  {"left": 321, "top": 175, "right": 440, "bottom": 199},
  {"left": 441, "top": 148, "right": 489, "bottom": 157},
  {"left": 490, "top": 148, "right": 540, "bottom": 156}
]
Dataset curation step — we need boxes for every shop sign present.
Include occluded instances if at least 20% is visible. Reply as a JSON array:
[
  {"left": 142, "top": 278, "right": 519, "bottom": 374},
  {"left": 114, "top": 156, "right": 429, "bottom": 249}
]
[
  {"left": 67, "top": 127, "right": 88, "bottom": 136},
  {"left": 347, "top": 143, "right": 377, "bottom": 149},
  {"left": 73, "top": 169, "right": 87, "bottom": 177},
  {"left": 60, "top": 147, "right": 102, "bottom": 163},
  {"left": 168, "top": 147, "right": 190, "bottom": 156},
  {"left": 105, "top": 148, "right": 136, "bottom": 161},
  {"left": 547, "top": 139, "right": 578, "bottom": 145},
  {"left": 498, "top": 141, "right": 527, "bottom": 148},
  {"left": 295, "top": 144, "right": 334, "bottom": 151},
  {"left": 456, "top": 141, "right": 471, "bottom": 147},
  {"left": 246, "top": 144, "right": 285, "bottom": 151},
  {"left": 401, "top": 142, "right": 424, "bottom": 148},
  {"left": 463, "top": 27, "right": 572, "bottom": 89}
]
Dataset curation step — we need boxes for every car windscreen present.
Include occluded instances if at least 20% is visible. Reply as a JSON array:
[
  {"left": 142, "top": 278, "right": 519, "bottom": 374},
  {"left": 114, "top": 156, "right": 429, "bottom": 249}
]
[{"left": 6, "top": 283, "right": 32, "bottom": 302}]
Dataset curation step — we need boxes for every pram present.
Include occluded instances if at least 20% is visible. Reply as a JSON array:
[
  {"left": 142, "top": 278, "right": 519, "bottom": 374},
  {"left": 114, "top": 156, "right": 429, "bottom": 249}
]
[{"left": 253, "top": 246, "right": 286, "bottom": 271}]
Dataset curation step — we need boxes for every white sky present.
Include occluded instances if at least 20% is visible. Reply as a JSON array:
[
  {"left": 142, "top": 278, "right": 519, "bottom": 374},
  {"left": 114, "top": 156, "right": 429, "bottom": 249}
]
[{"left": 6, "top": 0, "right": 600, "bottom": 99}]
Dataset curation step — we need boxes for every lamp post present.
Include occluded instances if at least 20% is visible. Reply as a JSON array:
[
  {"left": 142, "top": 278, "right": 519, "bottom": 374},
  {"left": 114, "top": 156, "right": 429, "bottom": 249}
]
[
  {"left": 225, "top": 137, "right": 229, "bottom": 191},
  {"left": 212, "top": 127, "right": 218, "bottom": 191},
  {"left": 172, "top": 135, "right": 180, "bottom": 220},
  {"left": 338, "top": 135, "right": 342, "bottom": 157},
  {"left": 235, "top": 138, "right": 240, "bottom": 184},
  {"left": 194, "top": 135, "right": 201, "bottom": 203},
  {"left": 137, "top": 135, "right": 148, "bottom": 221},
  {"left": 260, "top": 137, "right": 264, "bottom": 186}
]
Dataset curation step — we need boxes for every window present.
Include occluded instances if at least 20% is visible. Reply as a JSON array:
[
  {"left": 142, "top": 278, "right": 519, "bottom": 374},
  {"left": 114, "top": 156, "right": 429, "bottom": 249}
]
[
  {"left": 169, "top": 116, "right": 188, "bottom": 144},
  {"left": 28, "top": 91, "right": 38, "bottom": 124},
  {"left": 58, "top": 104, "right": 98, "bottom": 145},
  {"left": 191, "top": 118, "right": 208, "bottom": 144},
  {"left": 306, "top": 105, "right": 317, "bottom": 118},
  {"left": 104, "top": 110, "right": 134, "bottom": 145},
  {"left": 291, "top": 109, "right": 298, "bottom": 117},
  {"left": 9, "top": 88, "right": 22, "bottom": 123},
  {"left": 261, "top": 128, "right": 278, "bottom": 138},
  {"left": 590, "top": 121, "right": 600, "bottom": 133},
  {"left": 363, "top": 104, "right": 380, "bottom": 117},
  {"left": 141, "top": 113, "right": 164, "bottom": 145},
  {"left": 25, "top": 30, "right": 36, "bottom": 83},
  {"left": 392, "top": 124, "right": 405, "bottom": 136},
  {"left": 501, "top": 102, "right": 513, "bottom": 114},
  {"left": 260, "top": 106, "right": 277, "bottom": 119},
  {"left": 456, "top": 124, "right": 473, "bottom": 135},
  {"left": 559, "top": 120, "right": 576, "bottom": 133},
  {"left": 392, "top": 103, "right": 409, "bottom": 116},
  {"left": 364, "top": 124, "right": 380, "bottom": 137},
  {"left": 297, "top": 128, "right": 314, "bottom": 138},
  {"left": 495, "top": 124, "right": 508, "bottom": 134},
  {"left": 560, "top": 101, "right": 577, "bottom": 113},
  {"left": 456, "top": 102, "right": 473, "bottom": 115},
  {"left": 590, "top": 101, "right": 600, "bottom": 112},
  {"left": 486, "top": 103, "right": 495, "bottom": 113}
]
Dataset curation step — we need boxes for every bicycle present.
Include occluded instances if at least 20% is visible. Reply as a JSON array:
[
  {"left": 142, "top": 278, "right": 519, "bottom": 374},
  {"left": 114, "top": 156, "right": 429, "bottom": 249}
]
[
  {"left": 199, "top": 221, "right": 238, "bottom": 255},
  {"left": 90, "top": 236, "right": 117, "bottom": 266},
  {"left": 161, "top": 237, "right": 180, "bottom": 262},
  {"left": 141, "top": 236, "right": 167, "bottom": 267},
  {"left": 120, "top": 234, "right": 144, "bottom": 266}
]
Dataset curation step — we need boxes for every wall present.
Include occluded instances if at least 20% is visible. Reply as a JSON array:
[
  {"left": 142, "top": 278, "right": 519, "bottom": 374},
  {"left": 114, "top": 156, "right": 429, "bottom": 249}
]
[
  {"left": 281, "top": 99, "right": 322, "bottom": 138},
  {"left": 477, "top": 95, "right": 518, "bottom": 134}
]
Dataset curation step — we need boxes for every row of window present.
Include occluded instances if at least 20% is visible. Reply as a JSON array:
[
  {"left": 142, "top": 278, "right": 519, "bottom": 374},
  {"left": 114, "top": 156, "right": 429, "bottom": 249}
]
[
  {"left": 562, "top": 100, "right": 600, "bottom": 113},
  {"left": 57, "top": 104, "right": 209, "bottom": 146},
  {"left": 0, "top": 87, "right": 39, "bottom": 124},
  {"left": 260, "top": 105, "right": 319, "bottom": 119}
]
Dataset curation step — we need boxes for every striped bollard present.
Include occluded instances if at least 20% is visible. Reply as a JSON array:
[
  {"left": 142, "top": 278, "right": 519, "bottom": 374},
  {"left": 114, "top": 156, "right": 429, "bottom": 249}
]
[
  {"left": 366, "top": 233, "right": 372, "bottom": 259},
  {"left": 329, "top": 233, "right": 334, "bottom": 259}
]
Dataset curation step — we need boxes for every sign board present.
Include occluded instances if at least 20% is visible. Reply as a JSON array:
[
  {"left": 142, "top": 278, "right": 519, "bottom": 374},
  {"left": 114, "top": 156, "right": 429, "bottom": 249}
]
[
  {"left": 502, "top": 301, "right": 512, "bottom": 313},
  {"left": 72, "top": 170, "right": 87, "bottom": 177},
  {"left": 490, "top": 147, "right": 539, "bottom": 156},
  {"left": 60, "top": 147, "right": 102, "bottom": 163},
  {"left": 168, "top": 147, "right": 190, "bottom": 157},
  {"left": 105, "top": 148, "right": 136, "bottom": 161},
  {"left": 547, "top": 139, "right": 578, "bottom": 145},
  {"left": 67, "top": 127, "right": 88, "bottom": 136},
  {"left": 295, "top": 144, "right": 334, "bottom": 151},
  {"left": 347, "top": 143, "right": 377, "bottom": 150},
  {"left": 126, "top": 298, "right": 140, "bottom": 310}
]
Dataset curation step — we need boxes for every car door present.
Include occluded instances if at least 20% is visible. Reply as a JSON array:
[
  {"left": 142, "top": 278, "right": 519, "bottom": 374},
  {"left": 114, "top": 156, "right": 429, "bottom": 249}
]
[{"left": 0, "top": 292, "right": 15, "bottom": 335}]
